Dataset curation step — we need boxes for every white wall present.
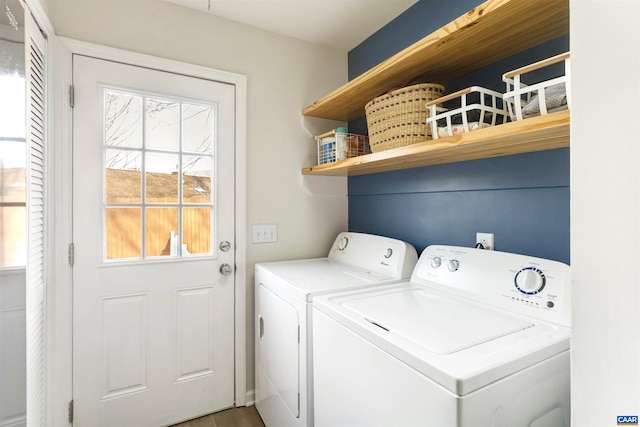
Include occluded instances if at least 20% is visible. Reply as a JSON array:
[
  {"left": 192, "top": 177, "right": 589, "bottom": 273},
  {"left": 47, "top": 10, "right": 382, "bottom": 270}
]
[
  {"left": 0, "top": 269, "right": 26, "bottom": 427},
  {"left": 571, "top": 0, "right": 640, "bottom": 423},
  {"left": 48, "top": 0, "right": 348, "bottom": 401}
]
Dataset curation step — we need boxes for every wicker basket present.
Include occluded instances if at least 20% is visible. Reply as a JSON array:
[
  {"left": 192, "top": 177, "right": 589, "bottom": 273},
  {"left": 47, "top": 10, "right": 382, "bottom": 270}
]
[{"left": 365, "top": 83, "right": 445, "bottom": 152}]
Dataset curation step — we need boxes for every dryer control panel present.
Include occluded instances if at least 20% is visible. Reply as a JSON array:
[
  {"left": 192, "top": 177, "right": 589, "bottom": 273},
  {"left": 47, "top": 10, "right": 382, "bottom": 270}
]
[
  {"left": 328, "top": 232, "right": 418, "bottom": 280},
  {"left": 412, "top": 245, "right": 571, "bottom": 327}
]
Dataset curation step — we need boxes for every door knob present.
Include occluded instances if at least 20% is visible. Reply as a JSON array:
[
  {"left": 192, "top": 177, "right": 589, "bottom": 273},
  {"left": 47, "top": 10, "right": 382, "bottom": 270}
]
[{"left": 219, "top": 263, "right": 234, "bottom": 276}]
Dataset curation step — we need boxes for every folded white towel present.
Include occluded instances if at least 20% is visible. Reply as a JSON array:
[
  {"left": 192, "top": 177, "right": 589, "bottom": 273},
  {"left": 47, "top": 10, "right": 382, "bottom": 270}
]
[{"left": 522, "top": 83, "right": 567, "bottom": 118}]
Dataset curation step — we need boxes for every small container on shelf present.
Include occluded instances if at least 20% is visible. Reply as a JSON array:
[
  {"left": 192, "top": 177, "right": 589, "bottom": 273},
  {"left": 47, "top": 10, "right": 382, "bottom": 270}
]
[
  {"left": 426, "top": 86, "right": 508, "bottom": 139},
  {"left": 315, "top": 128, "right": 370, "bottom": 165},
  {"left": 502, "top": 52, "right": 571, "bottom": 121}
]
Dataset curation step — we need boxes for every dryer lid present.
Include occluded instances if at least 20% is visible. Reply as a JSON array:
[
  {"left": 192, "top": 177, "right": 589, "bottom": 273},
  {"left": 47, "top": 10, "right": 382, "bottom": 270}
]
[{"left": 342, "top": 286, "right": 533, "bottom": 355}]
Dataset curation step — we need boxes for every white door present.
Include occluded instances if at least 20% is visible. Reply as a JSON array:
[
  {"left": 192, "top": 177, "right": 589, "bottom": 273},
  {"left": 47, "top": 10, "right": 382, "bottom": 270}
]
[{"left": 72, "top": 54, "right": 236, "bottom": 427}]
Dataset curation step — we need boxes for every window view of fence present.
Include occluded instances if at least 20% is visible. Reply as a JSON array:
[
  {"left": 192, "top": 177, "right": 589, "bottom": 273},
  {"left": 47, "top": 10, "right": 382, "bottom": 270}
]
[
  {"left": 0, "top": 147, "right": 25, "bottom": 267},
  {"left": 0, "top": 20, "right": 26, "bottom": 268},
  {"left": 104, "top": 89, "right": 215, "bottom": 260}
]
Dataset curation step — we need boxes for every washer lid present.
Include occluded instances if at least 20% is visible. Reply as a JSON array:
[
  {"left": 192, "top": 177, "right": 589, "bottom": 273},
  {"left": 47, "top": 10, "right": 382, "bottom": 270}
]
[{"left": 342, "top": 287, "right": 533, "bottom": 355}]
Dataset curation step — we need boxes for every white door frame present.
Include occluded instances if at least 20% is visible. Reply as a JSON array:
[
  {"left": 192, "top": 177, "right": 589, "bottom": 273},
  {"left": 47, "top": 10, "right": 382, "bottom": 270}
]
[{"left": 51, "top": 37, "right": 248, "bottom": 424}]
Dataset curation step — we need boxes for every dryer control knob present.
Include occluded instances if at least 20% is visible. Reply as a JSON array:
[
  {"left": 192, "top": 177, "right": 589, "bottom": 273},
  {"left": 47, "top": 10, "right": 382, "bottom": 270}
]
[
  {"left": 430, "top": 256, "right": 442, "bottom": 268},
  {"left": 447, "top": 259, "right": 460, "bottom": 272},
  {"left": 515, "top": 267, "right": 546, "bottom": 294},
  {"left": 337, "top": 236, "right": 349, "bottom": 251}
]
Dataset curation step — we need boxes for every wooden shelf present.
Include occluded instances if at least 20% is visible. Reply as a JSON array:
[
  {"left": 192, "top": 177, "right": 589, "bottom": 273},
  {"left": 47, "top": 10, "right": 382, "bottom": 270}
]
[
  {"left": 302, "top": 110, "right": 570, "bottom": 177},
  {"left": 302, "top": 0, "right": 569, "bottom": 122}
]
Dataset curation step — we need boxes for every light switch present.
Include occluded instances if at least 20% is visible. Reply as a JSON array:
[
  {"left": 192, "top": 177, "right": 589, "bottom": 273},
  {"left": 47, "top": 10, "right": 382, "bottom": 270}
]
[{"left": 252, "top": 224, "right": 278, "bottom": 243}]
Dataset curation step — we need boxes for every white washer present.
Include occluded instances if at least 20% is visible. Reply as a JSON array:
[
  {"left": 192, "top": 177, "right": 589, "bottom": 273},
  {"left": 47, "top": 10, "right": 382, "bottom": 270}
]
[
  {"left": 313, "top": 245, "right": 571, "bottom": 427},
  {"left": 254, "top": 232, "right": 418, "bottom": 427}
]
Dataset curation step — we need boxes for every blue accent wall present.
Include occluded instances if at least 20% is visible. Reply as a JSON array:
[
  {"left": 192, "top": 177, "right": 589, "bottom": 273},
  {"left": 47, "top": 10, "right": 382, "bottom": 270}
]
[{"left": 347, "top": 0, "right": 570, "bottom": 263}]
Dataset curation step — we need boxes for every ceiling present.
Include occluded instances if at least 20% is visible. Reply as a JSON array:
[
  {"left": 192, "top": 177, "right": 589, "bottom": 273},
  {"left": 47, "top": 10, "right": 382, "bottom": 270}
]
[{"left": 165, "top": 0, "right": 418, "bottom": 51}]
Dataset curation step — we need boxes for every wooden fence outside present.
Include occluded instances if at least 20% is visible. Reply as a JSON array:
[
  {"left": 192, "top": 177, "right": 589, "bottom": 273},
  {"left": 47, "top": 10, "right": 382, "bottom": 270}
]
[
  {"left": 106, "top": 197, "right": 211, "bottom": 259},
  {"left": 105, "top": 169, "right": 212, "bottom": 260}
]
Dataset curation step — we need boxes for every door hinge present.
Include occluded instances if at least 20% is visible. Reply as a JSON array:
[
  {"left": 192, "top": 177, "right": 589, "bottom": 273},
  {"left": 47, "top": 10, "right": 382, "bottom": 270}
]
[
  {"left": 69, "top": 85, "right": 74, "bottom": 108},
  {"left": 68, "top": 399, "right": 74, "bottom": 423},
  {"left": 68, "top": 243, "right": 74, "bottom": 267}
]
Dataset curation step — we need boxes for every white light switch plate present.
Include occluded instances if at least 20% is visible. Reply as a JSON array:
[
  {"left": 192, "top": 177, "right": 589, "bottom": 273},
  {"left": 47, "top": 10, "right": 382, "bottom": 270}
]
[{"left": 252, "top": 224, "right": 278, "bottom": 243}]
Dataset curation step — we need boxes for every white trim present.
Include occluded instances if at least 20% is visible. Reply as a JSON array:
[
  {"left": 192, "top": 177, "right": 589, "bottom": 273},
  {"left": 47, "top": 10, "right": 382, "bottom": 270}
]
[
  {"left": 57, "top": 37, "right": 248, "bottom": 413},
  {"left": 245, "top": 388, "right": 256, "bottom": 407},
  {"left": 49, "top": 36, "right": 73, "bottom": 427},
  {"left": 234, "top": 71, "right": 248, "bottom": 406},
  {"left": 22, "top": 0, "right": 54, "bottom": 36}
]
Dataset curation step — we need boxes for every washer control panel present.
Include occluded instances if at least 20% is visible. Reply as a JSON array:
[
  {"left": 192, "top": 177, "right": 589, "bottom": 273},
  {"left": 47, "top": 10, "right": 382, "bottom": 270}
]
[{"left": 412, "top": 245, "right": 571, "bottom": 327}]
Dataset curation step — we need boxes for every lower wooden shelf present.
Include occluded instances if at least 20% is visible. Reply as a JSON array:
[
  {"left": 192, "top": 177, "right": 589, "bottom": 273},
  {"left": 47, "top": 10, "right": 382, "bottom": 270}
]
[{"left": 302, "top": 110, "right": 570, "bottom": 177}]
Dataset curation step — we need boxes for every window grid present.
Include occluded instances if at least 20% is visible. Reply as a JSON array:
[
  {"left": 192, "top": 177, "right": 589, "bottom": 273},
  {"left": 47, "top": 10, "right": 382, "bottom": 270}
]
[{"left": 103, "top": 88, "right": 215, "bottom": 261}]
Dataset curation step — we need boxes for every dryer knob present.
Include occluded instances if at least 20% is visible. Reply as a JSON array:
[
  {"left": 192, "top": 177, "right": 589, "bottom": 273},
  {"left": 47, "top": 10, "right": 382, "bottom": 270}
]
[
  {"left": 430, "top": 256, "right": 442, "bottom": 268},
  {"left": 337, "top": 236, "right": 349, "bottom": 251},
  {"left": 515, "top": 267, "right": 546, "bottom": 294},
  {"left": 447, "top": 259, "right": 460, "bottom": 272}
]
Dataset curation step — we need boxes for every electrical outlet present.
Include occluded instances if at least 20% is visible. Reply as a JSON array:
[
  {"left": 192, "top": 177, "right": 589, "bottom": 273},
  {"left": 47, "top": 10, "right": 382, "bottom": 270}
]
[
  {"left": 252, "top": 224, "right": 278, "bottom": 243},
  {"left": 476, "top": 232, "right": 494, "bottom": 250}
]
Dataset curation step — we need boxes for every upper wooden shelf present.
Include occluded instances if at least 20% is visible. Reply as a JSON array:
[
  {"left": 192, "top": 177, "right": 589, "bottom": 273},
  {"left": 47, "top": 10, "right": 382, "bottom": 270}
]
[
  {"left": 302, "top": 0, "right": 569, "bottom": 121},
  {"left": 301, "top": 110, "right": 570, "bottom": 176}
]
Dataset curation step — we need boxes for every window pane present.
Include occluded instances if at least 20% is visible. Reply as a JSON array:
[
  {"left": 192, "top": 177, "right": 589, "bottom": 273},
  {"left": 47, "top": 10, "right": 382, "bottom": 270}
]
[
  {"left": 0, "top": 206, "right": 26, "bottom": 267},
  {"left": 183, "top": 155, "right": 212, "bottom": 204},
  {"left": 106, "top": 149, "right": 141, "bottom": 203},
  {"left": 145, "top": 152, "right": 179, "bottom": 202},
  {"left": 0, "top": 131, "right": 26, "bottom": 270},
  {"left": 182, "top": 207, "right": 211, "bottom": 255},
  {"left": 104, "top": 90, "right": 142, "bottom": 148},
  {"left": 101, "top": 91, "right": 219, "bottom": 262},
  {"left": 182, "top": 103, "right": 213, "bottom": 154},
  {"left": 106, "top": 207, "right": 141, "bottom": 260},
  {"left": 145, "top": 98, "right": 179, "bottom": 151},
  {"left": 0, "top": 145, "right": 25, "bottom": 203},
  {"left": 145, "top": 207, "right": 178, "bottom": 257}
]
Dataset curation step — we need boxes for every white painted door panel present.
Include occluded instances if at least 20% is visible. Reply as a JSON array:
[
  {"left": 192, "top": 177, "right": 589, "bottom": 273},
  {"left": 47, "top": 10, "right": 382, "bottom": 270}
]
[{"left": 72, "top": 55, "right": 235, "bottom": 426}]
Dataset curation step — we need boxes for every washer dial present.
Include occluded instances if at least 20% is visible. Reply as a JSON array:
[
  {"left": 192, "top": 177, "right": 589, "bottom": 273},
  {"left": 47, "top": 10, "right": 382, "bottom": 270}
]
[
  {"left": 447, "top": 259, "right": 460, "bottom": 272},
  {"left": 514, "top": 267, "right": 546, "bottom": 295}
]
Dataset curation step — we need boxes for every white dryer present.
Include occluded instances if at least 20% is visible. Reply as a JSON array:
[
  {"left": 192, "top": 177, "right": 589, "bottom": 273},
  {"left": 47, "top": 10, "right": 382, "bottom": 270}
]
[
  {"left": 313, "top": 245, "right": 571, "bottom": 427},
  {"left": 254, "top": 232, "right": 418, "bottom": 427}
]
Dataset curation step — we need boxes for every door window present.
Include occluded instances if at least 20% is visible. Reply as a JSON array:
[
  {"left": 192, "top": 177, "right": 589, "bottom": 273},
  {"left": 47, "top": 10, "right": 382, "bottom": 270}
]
[
  {"left": 103, "top": 88, "right": 215, "bottom": 260},
  {"left": 0, "top": 2, "right": 26, "bottom": 268}
]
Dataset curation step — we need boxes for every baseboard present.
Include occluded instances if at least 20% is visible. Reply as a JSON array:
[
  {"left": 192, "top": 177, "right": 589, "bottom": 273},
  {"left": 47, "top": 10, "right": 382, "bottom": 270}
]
[
  {"left": 243, "top": 389, "right": 256, "bottom": 406},
  {"left": 0, "top": 414, "right": 26, "bottom": 427}
]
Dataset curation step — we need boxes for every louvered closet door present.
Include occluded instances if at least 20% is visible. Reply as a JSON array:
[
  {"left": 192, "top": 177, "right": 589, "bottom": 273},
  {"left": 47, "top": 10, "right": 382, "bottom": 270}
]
[{"left": 24, "top": 10, "right": 46, "bottom": 427}]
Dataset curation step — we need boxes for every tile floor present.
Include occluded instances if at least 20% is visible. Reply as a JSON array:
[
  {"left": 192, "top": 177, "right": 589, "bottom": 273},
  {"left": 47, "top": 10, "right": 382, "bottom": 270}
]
[{"left": 170, "top": 406, "right": 265, "bottom": 427}]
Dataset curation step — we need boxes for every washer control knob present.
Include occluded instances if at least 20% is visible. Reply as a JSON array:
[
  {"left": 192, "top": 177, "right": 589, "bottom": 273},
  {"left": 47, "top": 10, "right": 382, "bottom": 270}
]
[
  {"left": 384, "top": 248, "right": 393, "bottom": 258},
  {"left": 515, "top": 267, "right": 546, "bottom": 295},
  {"left": 430, "top": 256, "right": 442, "bottom": 268},
  {"left": 447, "top": 259, "right": 460, "bottom": 272}
]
